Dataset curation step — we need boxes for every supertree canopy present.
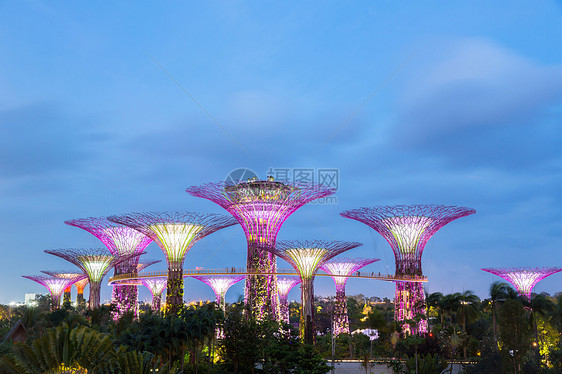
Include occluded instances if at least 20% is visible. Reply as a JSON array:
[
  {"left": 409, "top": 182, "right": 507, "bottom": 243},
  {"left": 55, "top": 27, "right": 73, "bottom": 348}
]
[
  {"left": 191, "top": 275, "right": 245, "bottom": 310},
  {"left": 265, "top": 239, "right": 362, "bottom": 344},
  {"left": 341, "top": 205, "right": 475, "bottom": 334},
  {"left": 186, "top": 179, "right": 335, "bottom": 320},
  {"left": 41, "top": 271, "right": 87, "bottom": 305},
  {"left": 108, "top": 211, "right": 237, "bottom": 315},
  {"left": 482, "top": 267, "right": 562, "bottom": 300},
  {"left": 277, "top": 276, "right": 301, "bottom": 324},
  {"left": 141, "top": 277, "right": 168, "bottom": 311},
  {"left": 65, "top": 217, "right": 152, "bottom": 318},
  {"left": 45, "top": 248, "right": 127, "bottom": 309},
  {"left": 137, "top": 259, "right": 160, "bottom": 272},
  {"left": 321, "top": 258, "right": 379, "bottom": 335},
  {"left": 23, "top": 275, "right": 83, "bottom": 310}
]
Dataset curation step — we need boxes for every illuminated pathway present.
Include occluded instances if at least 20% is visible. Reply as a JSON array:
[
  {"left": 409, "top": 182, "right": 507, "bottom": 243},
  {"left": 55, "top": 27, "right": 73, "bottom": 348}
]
[{"left": 109, "top": 268, "right": 427, "bottom": 285}]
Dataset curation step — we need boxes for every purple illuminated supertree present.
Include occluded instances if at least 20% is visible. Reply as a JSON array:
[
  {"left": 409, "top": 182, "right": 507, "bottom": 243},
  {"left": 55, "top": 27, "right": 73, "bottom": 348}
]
[
  {"left": 108, "top": 212, "right": 237, "bottom": 315},
  {"left": 186, "top": 178, "right": 335, "bottom": 319},
  {"left": 482, "top": 267, "right": 562, "bottom": 300},
  {"left": 191, "top": 275, "right": 245, "bottom": 310},
  {"left": 141, "top": 277, "right": 168, "bottom": 311},
  {"left": 41, "top": 271, "right": 87, "bottom": 305},
  {"left": 321, "top": 258, "right": 379, "bottom": 335},
  {"left": 23, "top": 275, "right": 83, "bottom": 310},
  {"left": 264, "top": 240, "right": 362, "bottom": 344},
  {"left": 277, "top": 276, "right": 301, "bottom": 324},
  {"left": 65, "top": 217, "right": 152, "bottom": 318},
  {"left": 45, "top": 248, "right": 129, "bottom": 309},
  {"left": 341, "top": 205, "right": 475, "bottom": 334}
]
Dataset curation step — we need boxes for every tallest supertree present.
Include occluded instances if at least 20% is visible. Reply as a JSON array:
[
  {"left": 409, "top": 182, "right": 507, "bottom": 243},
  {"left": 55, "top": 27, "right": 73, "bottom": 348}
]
[
  {"left": 341, "top": 205, "right": 475, "bottom": 334},
  {"left": 186, "top": 178, "right": 335, "bottom": 319}
]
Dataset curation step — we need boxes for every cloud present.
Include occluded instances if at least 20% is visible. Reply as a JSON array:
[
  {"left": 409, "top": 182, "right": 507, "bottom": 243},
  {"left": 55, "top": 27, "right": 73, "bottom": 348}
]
[
  {"left": 391, "top": 38, "right": 562, "bottom": 169},
  {"left": 0, "top": 102, "right": 101, "bottom": 178}
]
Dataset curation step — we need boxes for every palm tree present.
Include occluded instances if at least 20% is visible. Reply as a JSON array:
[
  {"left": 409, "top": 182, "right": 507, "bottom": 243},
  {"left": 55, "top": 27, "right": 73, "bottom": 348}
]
[
  {"left": 453, "top": 290, "right": 480, "bottom": 358},
  {"left": 488, "top": 281, "right": 509, "bottom": 345},
  {"left": 426, "top": 292, "right": 444, "bottom": 328}
]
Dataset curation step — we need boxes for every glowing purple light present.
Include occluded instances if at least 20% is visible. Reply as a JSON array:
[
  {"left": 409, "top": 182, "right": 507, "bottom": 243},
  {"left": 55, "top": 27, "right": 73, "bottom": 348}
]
[
  {"left": 321, "top": 258, "right": 379, "bottom": 335},
  {"left": 191, "top": 275, "right": 245, "bottom": 310},
  {"left": 23, "top": 275, "right": 83, "bottom": 310},
  {"left": 142, "top": 277, "right": 168, "bottom": 311},
  {"left": 482, "top": 267, "right": 562, "bottom": 300},
  {"left": 277, "top": 276, "right": 300, "bottom": 324},
  {"left": 187, "top": 179, "right": 335, "bottom": 320},
  {"left": 341, "top": 205, "right": 475, "bottom": 334}
]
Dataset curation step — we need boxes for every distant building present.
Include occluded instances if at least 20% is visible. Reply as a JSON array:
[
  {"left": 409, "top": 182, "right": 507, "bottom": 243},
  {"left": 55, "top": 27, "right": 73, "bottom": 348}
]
[{"left": 25, "top": 293, "right": 41, "bottom": 305}]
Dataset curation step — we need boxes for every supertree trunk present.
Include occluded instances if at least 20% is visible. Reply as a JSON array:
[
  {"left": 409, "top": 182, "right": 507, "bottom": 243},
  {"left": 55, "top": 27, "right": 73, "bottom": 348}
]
[
  {"left": 51, "top": 295, "right": 61, "bottom": 311},
  {"left": 245, "top": 242, "right": 279, "bottom": 320},
  {"left": 153, "top": 294, "right": 162, "bottom": 311},
  {"left": 89, "top": 282, "right": 101, "bottom": 309},
  {"left": 63, "top": 289, "right": 71, "bottom": 305},
  {"left": 77, "top": 291, "right": 85, "bottom": 309},
  {"left": 333, "top": 288, "right": 350, "bottom": 335},
  {"left": 166, "top": 263, "right": 184, "bottom": 314},
  {"left": 112, "top": 285, "right": 138, "bottom": 317},
  {"left": 301, "top": 279, "right": 315, "bottom": 345},
  {"left": 395, "top": 281, "right": 427, "bottom": 334},
  {"left": 279, "top": 295, "right": 290, "bottom": 324}
]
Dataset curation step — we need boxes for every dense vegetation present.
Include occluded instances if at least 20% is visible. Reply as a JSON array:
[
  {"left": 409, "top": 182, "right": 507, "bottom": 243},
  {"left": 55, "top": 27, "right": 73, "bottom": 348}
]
[{"left": 2, "top": 282, "right": 562, "bottom": 373}]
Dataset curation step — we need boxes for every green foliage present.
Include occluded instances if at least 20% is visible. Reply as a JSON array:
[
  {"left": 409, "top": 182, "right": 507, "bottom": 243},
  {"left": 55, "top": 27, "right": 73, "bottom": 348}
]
[{"left": 403, "top": 353, "right": 448, "bottom": 374}]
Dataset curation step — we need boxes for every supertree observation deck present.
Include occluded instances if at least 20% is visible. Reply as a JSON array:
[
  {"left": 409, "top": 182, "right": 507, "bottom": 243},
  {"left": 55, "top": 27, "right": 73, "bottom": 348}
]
[
  {"left": 191, "top": 275, "right": 245, "bottom": 311},
  {"left": 277, "top": 277, "right": 301, "bottom": 324},
  {"left": 264, "top": 240, "right": 362, "bottom": 344},
  {"left": 41, "top": 271, "right": 87, "bottom": 305},
  {"left": 186, "top": 178, "right": 335, "bottom": 320},
  {"left": 482, "top": 267, "right": 562, "bottom": 300},
  {"left": 141, "top": 277, "right": 168, "bottom": 311},
  {"left": 341, "top": 205, "right": 475, "bottom": 334},
  {"left": 45, "top": 248, "right": 129, "bottom": 309},
  {"left": 321, "top": 258, "right": 379, "bottom": 335},
  {"left": 23, "top": 275, "right": 83, "bottom": 310},
  {"left": 108, "top": 212, "right": 237, "bottom": 315},
  {"left": 65, "top": 217, "right": 152, "bottom": 318}
]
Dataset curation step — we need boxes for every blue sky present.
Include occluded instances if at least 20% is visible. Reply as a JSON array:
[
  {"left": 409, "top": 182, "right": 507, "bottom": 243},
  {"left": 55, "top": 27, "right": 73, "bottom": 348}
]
[{"left": 1, "top": 1, "right": 562, "bottom": 304}]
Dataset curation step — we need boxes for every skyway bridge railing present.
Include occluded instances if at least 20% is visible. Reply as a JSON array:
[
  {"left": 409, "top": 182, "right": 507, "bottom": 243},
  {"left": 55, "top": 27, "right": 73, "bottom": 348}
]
[{"left": 108, "top": 268, "right": 427, "bottom": 285}]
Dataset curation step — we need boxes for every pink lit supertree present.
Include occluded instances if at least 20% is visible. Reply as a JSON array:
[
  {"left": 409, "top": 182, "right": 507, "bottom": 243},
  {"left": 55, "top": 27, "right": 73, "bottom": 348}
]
[
  {"left": 45, "top": 248, "right": 132, "bottom": 309},
  {"left": 341, "top": 205, "right": 475, "bottom": 334},
  {"left": 141, "top": 277, "right": 168, "bottom": 311},
  {"left": 108, "top": 212, "right": 237, "bottom": 315},
  {"left": 65, "top": 217, "right": 152, "bottom": 318},
  {"left": 264, "top": 240, "right": 362, "bottom": 344},
  {"left": 482, "top": 267, "right": 562, "bottom": 301},
  {"left": 186, "top": 178, "right": 335, "bottom": 319},
  {"left": 41, "top": 270, "right": 87, "bottom": 305},
  {"left": 191, "top": 275, "right": 245, "bottom": 310},
  {"left": 23, "top": 275, "right": 83, "bottom": 310},
  {"left": 321, "top": 258, "right": 379, "bottom": 335},
  {"left": 277, "top": 277, "right": 301, "bottom": 324}
]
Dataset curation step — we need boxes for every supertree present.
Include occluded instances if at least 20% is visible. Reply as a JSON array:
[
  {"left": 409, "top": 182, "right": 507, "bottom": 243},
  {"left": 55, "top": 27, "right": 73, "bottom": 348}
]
[
  {"left": 277, "top": 276, "right": 301, "bottom": 324},
  {"left": 141, "top": 277, "right": 168, "bottom": 311},
  {"left": 482, "top": 267, "right": 562, "bottom": 300},
  {"left": 321, "top": 258, "right": 379, "bottom": 335},
  {"left": 108, "top": 212, "right": 237, "bottom": 315},
  {"left": 74, "top": 277, "right": 89, "bottom": 308},
  {"left": 341, "top": 205, "right": 475, "bottom": 334},
  {"left": 264, "top": 239, "right": 362, "bottom": 344},
  {"left": 191, "top": 275, "right": 245, "bottom": 311},
  {"left": 65, "top": 217, "right": 152, "bottom": 318},
  {"left": 23, "top": 275, "right": 83, "bottom": 310},
  {"left": 186, "top": 178, "right": 335, "bottom": 319},
  {"left": 41, "top": 271, "right": 87, "bottom": 305},
  {"left": 45, "top": 248, "right": 131, "bottom": 309}
]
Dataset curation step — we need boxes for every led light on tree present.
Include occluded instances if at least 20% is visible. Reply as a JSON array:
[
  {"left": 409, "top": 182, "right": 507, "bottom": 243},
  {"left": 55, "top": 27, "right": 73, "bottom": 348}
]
[
  {"left": 191, "top": 275, "right": 245, "bottom": 310},
  {"left": 321, "top": 258, "right": 379, "bottom": 335},
  {"left": 142, "top": 277, "right": 168, "bottom": 311},
  {"left": 277, "top": 276, "right": 300, "bottom": 324},
  {"left": 187, "top": 179, "right": 335, "bottom": 320},
  {"left": 23, "top": 275, "right": 83, "bottom": 310},
  {"left": 482, "top": 267, "right": 562, "bottom": 300},
  {"left": 341, "top": 205, "right": 475, "bottom": 335}
]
